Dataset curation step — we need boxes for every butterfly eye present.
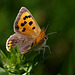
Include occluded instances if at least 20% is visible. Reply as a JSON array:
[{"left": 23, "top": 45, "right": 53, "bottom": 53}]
[{"left": 45, "top": 36, "right": 48, "bottom": 40}]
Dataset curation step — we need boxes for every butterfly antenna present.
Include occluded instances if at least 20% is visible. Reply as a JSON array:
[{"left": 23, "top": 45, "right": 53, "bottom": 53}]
[
  {"left": 46, "top": 31, "right": 59, "bottom": 36},
  {"left": 45, "top": 22, "right": 50, "bottom": 32}
]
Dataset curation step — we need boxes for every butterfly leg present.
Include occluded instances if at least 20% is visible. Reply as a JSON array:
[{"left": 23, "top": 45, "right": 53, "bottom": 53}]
[
  {"left": 38, "top": 50, "right": 40, "bottom": 54},
  {"left": 38, "top": 48, "right": 44, "bottom": 54},
  {"left": 38, "top": 47, "right": 45, "bottom": 58},
  {"left": 44, "top": 45, "right": 51, "bottom": 54},
  {"left": 43, "top": 48, "right": 45, "bottom": 58}
]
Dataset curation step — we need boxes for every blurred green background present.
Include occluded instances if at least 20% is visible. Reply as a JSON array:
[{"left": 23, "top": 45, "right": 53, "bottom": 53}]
[{"left": 0, "top": 0, "right": 75, "bottom": 75}]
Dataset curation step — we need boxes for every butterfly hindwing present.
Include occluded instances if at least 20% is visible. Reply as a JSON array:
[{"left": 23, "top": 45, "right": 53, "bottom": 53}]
[
  {"left": 6, "top": 34, "right": 34, "bottom": 53},
  {"left": 14, "top": 7, "right": 41, "bottom": 38}
]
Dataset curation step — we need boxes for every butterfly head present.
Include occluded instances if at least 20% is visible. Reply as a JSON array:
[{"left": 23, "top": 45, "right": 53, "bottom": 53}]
[{"left": 44, "top": 35, "right": 48, "bottom": 41}]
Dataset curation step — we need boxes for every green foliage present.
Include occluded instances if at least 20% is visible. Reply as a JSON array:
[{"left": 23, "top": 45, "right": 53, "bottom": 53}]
[
  {"left": 0, "top": 0, "right": 75, "bottom": 75},
  {"left": 0, "top": 45, "right": 50, "bottom": 75}
]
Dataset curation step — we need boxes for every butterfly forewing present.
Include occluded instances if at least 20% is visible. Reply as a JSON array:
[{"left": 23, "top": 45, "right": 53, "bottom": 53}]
[{"left": 14, "top": 7, "right": 41, "bottom": 38}]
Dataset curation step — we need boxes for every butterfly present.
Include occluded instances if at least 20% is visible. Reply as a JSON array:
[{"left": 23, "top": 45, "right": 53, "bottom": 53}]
[{"left": 6, "top": 7, "right": 55, "bottom": 54}]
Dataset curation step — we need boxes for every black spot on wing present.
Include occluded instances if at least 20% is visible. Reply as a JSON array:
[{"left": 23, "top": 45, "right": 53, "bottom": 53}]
[
  {"left": 23, "top": 16, "right": 28, "bottom": 20},
  {"left": 22, "top": 28, "right": 26, "bottom": 32},
  {"left": 25, "top": 16, "right": 28, "bottom": 18},
  {"left": 29, "top": 21, "right": 33, "bottom": 26},
  {"left": 24, "top": 21, "right": 27, "bottom": 24},
  {"left": 28, "top": 15, "right": 31, "bottom": 18},
  {"left": 32, "top": 27, "right": 35, "bottom": 30},
  {"left": 23, "top": 15, "right": 31, "bottom": 20},
  {"left": 21, "top": 23, "right": 24, "bottom": 26},
  {"left": 21, "top": 21, "right": 27, "bottom": 26},
  {"left": 8, "top": 46, "right": 10, "bottom": 48}
]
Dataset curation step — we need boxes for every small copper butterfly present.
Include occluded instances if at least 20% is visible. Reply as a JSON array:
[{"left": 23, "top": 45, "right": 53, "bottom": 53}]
[{"left": 6, "top": 7, "right": 55, "bottom": 54}]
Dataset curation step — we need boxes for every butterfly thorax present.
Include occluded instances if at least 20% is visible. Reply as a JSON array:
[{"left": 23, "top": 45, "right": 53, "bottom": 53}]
[{"left": 31, "top": 36, "right": 47, "bottom": 51}]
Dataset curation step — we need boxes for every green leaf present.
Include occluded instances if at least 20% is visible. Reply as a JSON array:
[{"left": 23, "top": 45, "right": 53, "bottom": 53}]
[
  {"left": 23, "top": 67, "right": 28, "bottom": 72},
  {"left": 0, "top": 67, "right": 8, "bottom": 75},
  {"left": 15, "top": 45, "right": 21, "bottom": 64},
  {"left": 28, "top": 65, "right": 32, "bottom": 73},
  {"left": 0, "top": 50, "right": 9, "bottom": 65}
]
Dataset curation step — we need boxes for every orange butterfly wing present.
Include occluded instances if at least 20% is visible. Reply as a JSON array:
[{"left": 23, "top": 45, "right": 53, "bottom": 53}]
[{"left": 14, "top": 7, "right": 41, "bottom": 38}]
